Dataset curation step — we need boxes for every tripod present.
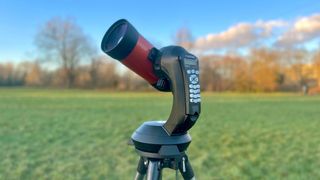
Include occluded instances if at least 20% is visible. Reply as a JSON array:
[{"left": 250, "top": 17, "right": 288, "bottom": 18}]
[
  {"left": 130, "top": 121, "right": 195, "bottom": 180},
  {"left": 134, "top": 152, "right": 195, "bottom": 180}
]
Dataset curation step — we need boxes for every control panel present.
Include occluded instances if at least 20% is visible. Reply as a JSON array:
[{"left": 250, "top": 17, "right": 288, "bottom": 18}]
[
  {"left": 187, "top": 70, "right": 201, "bottom": 103},
  {"left": 180, "top": 54, "right": 201, "bottom": 115}
]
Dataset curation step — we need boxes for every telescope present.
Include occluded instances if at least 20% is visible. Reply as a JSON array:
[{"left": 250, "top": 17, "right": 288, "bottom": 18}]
[{"left": 101, "top": 19, "right": 201, "bottom": 180}]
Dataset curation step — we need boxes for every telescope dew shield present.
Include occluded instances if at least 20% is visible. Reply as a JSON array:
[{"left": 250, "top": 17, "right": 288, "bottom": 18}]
[{"left": 101, "top": 19, "right": 159, "bottom": 85}]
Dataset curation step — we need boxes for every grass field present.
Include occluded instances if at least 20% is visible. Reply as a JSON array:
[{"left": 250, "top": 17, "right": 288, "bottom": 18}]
[{"left": 0, "top": 88, "right": 319, "bottom": 179}]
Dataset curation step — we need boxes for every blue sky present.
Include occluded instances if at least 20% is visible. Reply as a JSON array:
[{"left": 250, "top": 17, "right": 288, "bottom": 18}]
[{"left": 0, "top": 0, "right": 320, "bottom": 62}]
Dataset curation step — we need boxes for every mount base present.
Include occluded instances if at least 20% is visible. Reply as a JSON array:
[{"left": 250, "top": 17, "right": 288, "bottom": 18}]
[{"left": 130, "top": 121, "right": 195, "bottom": 180}]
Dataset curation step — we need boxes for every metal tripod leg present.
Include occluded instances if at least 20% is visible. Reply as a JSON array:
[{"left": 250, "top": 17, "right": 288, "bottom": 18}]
[
  {"left": 178, "top": 155, "right": 195, "bottom": 180},
  {"left": 134, "top": 155, "right": 195, "bottom": 180},
  {"left": 147, "top": 159, "right": 162, "bottom": 180},
  {"left": 135, "top": 157, "right": 148, "bottom": 180}
]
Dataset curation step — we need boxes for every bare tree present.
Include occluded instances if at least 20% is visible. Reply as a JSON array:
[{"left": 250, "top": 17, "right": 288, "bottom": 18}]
[
  {"left": 35, "top": 17, "right": 95, "bottom": 88},
  {"left": 280, "top": 48, "right": 311, "bottom": 92},
  {"left": 23, "top": 62, "right": 43, "bottom": 86},
  {"left": 250, "top": 48, "right": 281, "bottom": 92},
  {"left": 315, "top": 50, "right": 320, "bottom": 82},
  {"left": 173, "top": 27, "right": 194, "bottom": 51},
  {"left": 90, "top": 56, "right": 104, "bottom": 88},
  {"left": 89, "top": 56, "right": 119, "bottom": 89}
]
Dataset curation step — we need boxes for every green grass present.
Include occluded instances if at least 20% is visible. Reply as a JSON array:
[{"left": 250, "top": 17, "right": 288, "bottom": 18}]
[{"left": 0, "top": 88, "right": 319, "bottom": 179}]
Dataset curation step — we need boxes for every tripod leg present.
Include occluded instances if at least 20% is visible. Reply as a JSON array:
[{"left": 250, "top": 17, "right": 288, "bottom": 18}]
[
  {"left": 178, "top": 155, "right": 195, "bottom": 180},
  {"left": 146, "top": 160, "right": 162, "bottom": 180},
  {"left": 135, "top": 157, "right": 148, "bottom": 180}
]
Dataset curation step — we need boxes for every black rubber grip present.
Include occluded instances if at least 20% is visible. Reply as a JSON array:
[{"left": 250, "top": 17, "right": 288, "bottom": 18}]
[
  {"left": 179, "top": 155, "right": 195, "bottom": 180},
  {"left": 137, "top": 157, "right": 147, "bottom": 174}
]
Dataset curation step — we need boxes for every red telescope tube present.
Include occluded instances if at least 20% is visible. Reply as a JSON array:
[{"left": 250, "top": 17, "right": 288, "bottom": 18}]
[{"left": 101, "top": 19, "right": 159, "bottom": 85}]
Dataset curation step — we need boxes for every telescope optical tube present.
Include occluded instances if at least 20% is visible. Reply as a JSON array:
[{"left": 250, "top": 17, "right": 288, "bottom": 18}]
[{"left": 101, "top": 19, "right": 159, "bottom": 85}]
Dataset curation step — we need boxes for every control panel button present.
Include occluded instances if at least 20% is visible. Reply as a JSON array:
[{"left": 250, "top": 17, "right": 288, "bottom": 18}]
[{"left": 189, "top": 75, "right": 198, "bottom": 84}]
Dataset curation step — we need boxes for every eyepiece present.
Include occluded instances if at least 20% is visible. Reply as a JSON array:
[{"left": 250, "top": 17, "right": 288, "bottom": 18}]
[{"left": 101, "top": 19, "right": 139, "bottom": 60}]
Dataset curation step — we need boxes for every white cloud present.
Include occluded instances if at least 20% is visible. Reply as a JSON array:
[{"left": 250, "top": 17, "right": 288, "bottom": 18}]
[
  {"left": 276, "top": 14, "right": 320, "bottom": 47},
  {"left": 255, "top": 20, "right": 287, "bottom": 36},
  {"left": 195, "top": 20, "right": 286, "bottom": 51},
  {"left": 194, "top": 14, "right": 320, "bottom": 52}
]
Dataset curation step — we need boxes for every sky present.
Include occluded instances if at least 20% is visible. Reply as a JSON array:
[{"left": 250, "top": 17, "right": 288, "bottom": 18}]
[{"left": 0, "top": 0, "right": 320, "bottom": 63}]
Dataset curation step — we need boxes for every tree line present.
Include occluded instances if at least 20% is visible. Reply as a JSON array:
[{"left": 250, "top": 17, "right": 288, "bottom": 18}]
[
  {"left": 0, "top": 58, "right": 150, "bottom": 90},
  {"left": 1, "top": 17, "right": 320, "bottom": 93},
  {"left": 200, "top": 48, "right": 320, "bottom": 93}
]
